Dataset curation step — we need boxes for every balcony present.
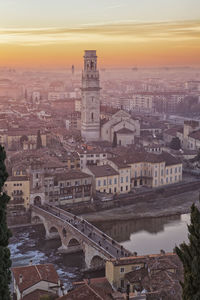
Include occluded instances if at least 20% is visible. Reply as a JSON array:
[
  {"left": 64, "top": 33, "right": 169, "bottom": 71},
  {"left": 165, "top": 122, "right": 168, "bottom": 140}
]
[
  {"left": 11, "top": 197, "right": 24, "bottom": 204},
  {"left": 12, "top": 191, "right": 23, "bottom": 196}
]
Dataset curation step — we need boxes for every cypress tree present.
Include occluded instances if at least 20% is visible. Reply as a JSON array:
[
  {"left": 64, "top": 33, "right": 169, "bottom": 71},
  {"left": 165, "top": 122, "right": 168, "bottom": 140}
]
[
  {"left": 0, "top": 145, "right": 12, "bottom": 299},
  {"left": 175, "top": 203, "right": 200, "bottom": 300},
  {"left": 36, "top": 130, "right": 42, "bottom": 149}
]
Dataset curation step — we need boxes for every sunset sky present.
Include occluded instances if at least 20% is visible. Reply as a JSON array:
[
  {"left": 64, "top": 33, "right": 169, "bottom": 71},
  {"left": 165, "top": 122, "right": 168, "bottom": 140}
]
[{"left": 0, "top": 0, "right": 200, "bottom": 68}]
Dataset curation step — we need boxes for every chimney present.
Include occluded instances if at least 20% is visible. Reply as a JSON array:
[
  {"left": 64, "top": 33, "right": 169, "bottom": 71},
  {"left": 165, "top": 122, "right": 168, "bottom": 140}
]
[
  {"left": 126, "top": 284, "right": 130, "bottom": 300},
  {"left": 133, "top": 252, "right": 137, "bottom": 257},
  {"left": 160, "top": 249, "right": 165, "bottom": 255},
  {"left": 19, "top": 274, "right": 23, "bottom": 284},
  {"left": 29, "top": 259, "right": 33, "bottom": 266}
]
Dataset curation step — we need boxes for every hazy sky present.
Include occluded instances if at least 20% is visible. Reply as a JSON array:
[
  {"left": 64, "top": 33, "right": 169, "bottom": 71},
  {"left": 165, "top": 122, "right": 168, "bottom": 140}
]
[{"left": 0, "top": 0, "right": 200, "bottom": 67}]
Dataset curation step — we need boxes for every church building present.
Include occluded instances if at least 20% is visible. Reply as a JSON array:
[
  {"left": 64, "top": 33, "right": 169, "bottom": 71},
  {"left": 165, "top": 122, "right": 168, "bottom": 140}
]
[{"left": 81, "top": 50, "right": 140, "bottom": 145}]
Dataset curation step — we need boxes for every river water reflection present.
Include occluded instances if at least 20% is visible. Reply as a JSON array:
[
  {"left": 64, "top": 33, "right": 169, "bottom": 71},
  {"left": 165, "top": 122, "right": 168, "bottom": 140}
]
[
  {"left": 9, "top": 213, "right": 190, "bottom": 287},
  {"left": 93, "top": 214, "right": 190, "bottom": 255}
]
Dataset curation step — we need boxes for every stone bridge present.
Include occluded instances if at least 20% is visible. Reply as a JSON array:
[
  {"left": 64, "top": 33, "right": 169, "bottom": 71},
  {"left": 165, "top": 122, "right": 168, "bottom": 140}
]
[{"left": 31, "top": 204, "right": 132, "bottom": 270}]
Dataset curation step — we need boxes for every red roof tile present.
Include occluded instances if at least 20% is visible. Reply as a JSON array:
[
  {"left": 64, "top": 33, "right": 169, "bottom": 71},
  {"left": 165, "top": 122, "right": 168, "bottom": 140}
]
[{"left": 12, "top": 264, "right": 59, "bottom": 292}]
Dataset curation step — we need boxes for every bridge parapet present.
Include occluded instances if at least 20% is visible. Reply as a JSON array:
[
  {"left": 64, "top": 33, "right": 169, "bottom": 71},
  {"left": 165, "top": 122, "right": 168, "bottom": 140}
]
[
  {"left": 31, "top": 204, "right": 132, "bottom": 269},
  {"left": 39, "top": 204, "right": 131, "bottom": 257}
]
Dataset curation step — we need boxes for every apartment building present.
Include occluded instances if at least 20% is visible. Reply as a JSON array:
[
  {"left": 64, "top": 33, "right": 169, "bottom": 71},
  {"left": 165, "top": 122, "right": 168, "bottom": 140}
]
[
  {"left": 78, "top": 149, "right": 108, "bottom": 169},
  {"left": 4, "top": 175, "right": 30, "bottom": 211},
  {"left": 105, "top": 151, "right": 182, "bottom": 189},
  {"left": 44, "top": 170, "right": 92, "bottom": 205},
  {"left": 85, "top": 164, "right": 119, "bottom": 194}
]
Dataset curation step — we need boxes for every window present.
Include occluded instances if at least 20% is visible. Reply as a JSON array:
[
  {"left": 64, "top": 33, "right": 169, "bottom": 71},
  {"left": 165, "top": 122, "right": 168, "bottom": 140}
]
[
  {"left": 175, "top": 175, "right": 177, "bottom": 181},
  {"left": 175, "top": 167, "right": 177, "bottom": 173},
  {"left": 120, "top": 267, "right": 125, "bottom": 273},
  {"left": 179, "top": 166, "right": 182, "bottom": 172},
  {"left": 98, "top": 180, "right": 101, "bottom": 187},
  {"left": 161, "top": 169, "right": 164, "bottom": 176},
  {"left": 114, "top": 187, "right": 117, "bottom": 193},
  {"left": 126, "top": 176, "right": 128, "bottom": 183},
  {"left": 166, "top": 177, "right": 168, "bottom": 183},
  {"left": 109, "top": 179, "right": 112, "bottom": 185},
  {"left": 170, "top": 168, "right": 172, "bottom": 174},
  {"left": 155, "top": 179, "right": 157, "bottom": 186},
  {"left": 104, "top": 179, "right": 106, "bottom": 186},
  {"left": 126, "top": 185, "right": 128, "bottom": 190},
  {"left": 91, "top": 112, "right": 94, "bottom": 121},
  {"left": 155, "top": 171, "right": 157, "bottom": 177},
  {"left": 166, "top": 169, "right": 168, "bottom": 175},
  {"left": 114, "top": 178, "right": 117, "bottom": 184},
  {"left": 121, "top": 186, "right": 123, "bottom": 192},
  {"left": 121, "top": 177, "right": 123, "bottom": 183}
]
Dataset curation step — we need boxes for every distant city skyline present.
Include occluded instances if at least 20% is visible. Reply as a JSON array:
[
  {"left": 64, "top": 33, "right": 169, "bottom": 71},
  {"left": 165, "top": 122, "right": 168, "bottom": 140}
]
[{"left": 0, "top": 0, "right": 200, "bottom": 67}]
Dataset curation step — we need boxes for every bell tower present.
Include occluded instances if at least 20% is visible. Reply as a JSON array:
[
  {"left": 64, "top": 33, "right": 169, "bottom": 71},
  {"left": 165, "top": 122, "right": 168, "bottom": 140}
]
[{"left": 81, "top": 50, "right": 100, "bottom": 141}]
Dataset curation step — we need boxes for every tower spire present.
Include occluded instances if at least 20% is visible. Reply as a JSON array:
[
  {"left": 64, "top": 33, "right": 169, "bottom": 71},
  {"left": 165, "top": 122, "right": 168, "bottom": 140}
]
[{"left": 81, "top": 50, "right": 100, "bottom": 141}]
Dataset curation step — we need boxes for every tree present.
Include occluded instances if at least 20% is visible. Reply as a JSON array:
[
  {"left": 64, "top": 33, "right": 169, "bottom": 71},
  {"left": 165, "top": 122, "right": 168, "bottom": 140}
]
[
  {"left": 170, "top": 137, "right": 181, "bottom": 150},
  {"left": 112, "top": 131, "right": 117, "bottom": 147},
  {"left": 36, "top": 130, "right": 42, "bottom": 149},
  {"left": 0, "top": 145, "right": 12, "bottom": 299},
  {"left": 175, "top": 204, "right": 200, "bottom": 300}
]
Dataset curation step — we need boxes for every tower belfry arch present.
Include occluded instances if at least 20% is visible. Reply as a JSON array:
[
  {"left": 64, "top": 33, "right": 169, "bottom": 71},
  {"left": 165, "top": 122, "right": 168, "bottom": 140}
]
[{"left": 81, "top": 50, "right": 100, "bottom": 141}]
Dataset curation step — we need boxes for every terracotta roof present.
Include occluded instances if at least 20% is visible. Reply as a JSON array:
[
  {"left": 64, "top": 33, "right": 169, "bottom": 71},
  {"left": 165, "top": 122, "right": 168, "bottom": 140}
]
[
  {"left": 109, "top": 150, "right": 181, "bottom": 166},
  {"left": 109, "top": 157, "right": 130, "bottom": 169},
  {"left": 189, "top": 130, "right": 200, "bottom": 140},
  {"left": 54, "top": 170, "right": 92, "bottom": 181},
  {"left": 7, "top": 175, "right": 29, "bottom": 181},
  {"left": 58, "top": 285, "right": 101, "bottom": 300},
  {"left": 12, "top": 264, "right": 59, "bottom": 293},
  {"left": 122, "top": 253, "right": 183, "bottom": 299},
  {"left": 23, "top": 289, "right": 54, "bottom": 300},
  {"left": 164, "top": 126, "right": 182, "bottom": 136},
  {"left": 59, "top": 277, "right": 113, "bottom": 300},
  {"left": 88, "top": 165, "right": 119, "bottom": 177},
  {"left": 110, "top": 252, "right": 177, "bottom": 266}
]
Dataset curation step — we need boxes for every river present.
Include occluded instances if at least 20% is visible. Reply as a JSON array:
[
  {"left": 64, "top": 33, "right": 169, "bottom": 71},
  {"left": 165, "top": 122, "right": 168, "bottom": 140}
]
[{"left": 9, "top": 213, "right": 190, "bottom": 289}]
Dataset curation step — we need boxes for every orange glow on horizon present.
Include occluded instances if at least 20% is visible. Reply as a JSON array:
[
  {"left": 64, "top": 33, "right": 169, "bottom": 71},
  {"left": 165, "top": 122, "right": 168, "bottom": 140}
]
[{"left": 0, "top": 20, "right": 200, "bottom": 68}]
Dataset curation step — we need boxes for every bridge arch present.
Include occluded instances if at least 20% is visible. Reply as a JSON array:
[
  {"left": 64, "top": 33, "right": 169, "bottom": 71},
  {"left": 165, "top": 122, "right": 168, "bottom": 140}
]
[
  {"left": 48, "top": 226, "right": 61, "bottom": 240},
  {"left": 32, "top": 215, "right": 42, "bottom": 224},
  {"left": 67, "top": 238, "right": 81, "bottom": 247},
  {"left": 90, "top": 255, "right": 105, "bottom": 270}
]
